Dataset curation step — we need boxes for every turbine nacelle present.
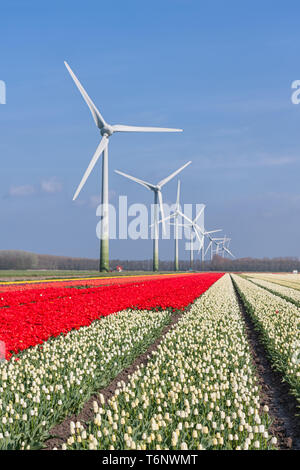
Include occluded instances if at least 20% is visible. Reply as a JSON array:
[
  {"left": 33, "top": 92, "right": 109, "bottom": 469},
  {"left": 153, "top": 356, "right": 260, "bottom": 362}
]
[
  {"left": 101, "top": 125, "right": 114, "bottom": 137},
  {"left": 115, "top": 162, "right": 191, "bottom": 235}
]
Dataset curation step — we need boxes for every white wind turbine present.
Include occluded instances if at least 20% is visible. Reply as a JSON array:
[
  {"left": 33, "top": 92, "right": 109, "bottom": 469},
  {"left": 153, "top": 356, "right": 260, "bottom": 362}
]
[
  {"left": 163, "top": 202, "right": 222, "bottom": 270},
  {"left": 64, "top": 61, "right": 182, "bottom": 271},
  {"left": 197, "top": 209, "right": 225, "bottom": 266},
  {"left": 210, "top": 237, "right": 234, "bottom": 259},
  {"left": 180, "top": 206, "right": 206, "bottom": 270},
  {"left": 205, "top": 238, "right": 220, "bottom": 261},
  {"left": 204, "top": 238, "right": 216, "bottom": 261},
  {"left": 115, "top": 162, "right": 191, "bottom": 271},
  {"left": 225, "top": 237, "right": 232, "bottom": 256},
  {"left": 154, "top": 179, "right": 182, "bottom": 271},
  {"left": 210, "top": 238, "right": 223, "bottom": 258},
  {"left": 198, "top": 207, "right": 211, "bottom": 265},
  {"left": 221, "top": 236, "right": 234, "bottom": 258},
  {"left": 180, "top": 216, "right": 222, "bottom": 270}
]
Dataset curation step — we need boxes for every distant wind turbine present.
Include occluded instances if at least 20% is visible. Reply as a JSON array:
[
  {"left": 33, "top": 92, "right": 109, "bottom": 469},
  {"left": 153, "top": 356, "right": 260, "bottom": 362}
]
[
  {"left": 154, "top": 179, "right": 182, "bottom": 271},
  {"left": 209, "top": 237, "right": 234, "bottom": 259},
  {"left": 115, "top": 162, "right": 191, "bottom": 271},
  {"left": 198, "top": 207, "right": 223, "bottom": 265},
  {"left": 221, "top": 236, "right": 234, "bottom": 258},
  {"left": 177, "top": 209, "right": 222, "bottom": 269},
  {"left": 64, "top": 61, "right": 183, "bottom": 271}
]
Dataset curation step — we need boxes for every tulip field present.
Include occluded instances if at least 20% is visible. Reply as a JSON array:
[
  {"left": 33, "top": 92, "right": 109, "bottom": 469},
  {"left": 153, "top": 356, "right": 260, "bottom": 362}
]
[{"left": 0, "top": 271, "right": 299, "bottom": 450}]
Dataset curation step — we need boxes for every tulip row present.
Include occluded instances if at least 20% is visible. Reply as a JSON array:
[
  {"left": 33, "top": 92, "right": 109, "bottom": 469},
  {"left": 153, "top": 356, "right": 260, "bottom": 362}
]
[
  {"left": 62, "top": 274, "right": 275, "bottom": 451},
  {"left": 0, "top": 275, "right": 185, "bottom": 307},
  {"left": 232, "top": 274, "right": 300, "bottom": 408},
  {"left": 0, "top": 273, "right": 186, "bottom": 294},
  {"left": 0, "top": 273, "right": 186, "bottom": 299},
  {"left": 0, "top": 308, "right": 171, "bottom": 450},
  {"left": 246, "top": 273, "right": 300, "bottom": 291},
  {"left": 247, "top": 276, "right": 300, "bottom": 307},
  {"left": 0, "top": 273, "right": 223, "bottom": 359}
]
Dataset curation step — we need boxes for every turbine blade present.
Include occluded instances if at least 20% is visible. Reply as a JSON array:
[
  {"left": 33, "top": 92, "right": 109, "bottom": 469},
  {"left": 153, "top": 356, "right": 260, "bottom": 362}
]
[
  {"left": 73, "top": 136, "right": 108, "bottom": 200},
  {"left": 150, "top": 213, "right": 175, "bottom": 228},
  {"left": 64, "top": 61, "right": 106, "bottom": 129},
  {"left": 192, "top": 226, "right": 202, "bottom": 249},
  {"left": 204, "top": 241, "right": 212, "bottom": 256},
  {"left": 224, "top": 247, "right": 235, "bottom": 258},
  {"left": 114, "top": 170, "right": 155, "bottom": 190},
  {"left": 205, "top": 229, "right": 222, "bottom": 235},
  {"left": 177, "top": 210, "right": 193, "bottom": 225},
  {"left": 193, "top": 204, "right": 205, "bottom": 224},
  {"left": 197, "top": 238, "right": 205, "bottom": 254},
  {"left": 158, "top": 161, "right": 192, "bottom": 188},
  {"left": 157, "top": 191, "right": 166, "bottom": 235},
  {"left": 112, "top": 124, "right": 182, "bottom": 133},
  {"left": 176, "top": 180, "right": 181, "bottom": 209},
  {"left": 196, "top": 231, "right": 205, "bottom": 254}
]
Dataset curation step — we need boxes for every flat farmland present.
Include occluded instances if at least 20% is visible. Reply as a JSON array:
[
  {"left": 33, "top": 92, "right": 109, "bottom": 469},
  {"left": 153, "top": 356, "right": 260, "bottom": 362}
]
[{"left": 0, "top": 273, "right": 299, "bottom": 450}]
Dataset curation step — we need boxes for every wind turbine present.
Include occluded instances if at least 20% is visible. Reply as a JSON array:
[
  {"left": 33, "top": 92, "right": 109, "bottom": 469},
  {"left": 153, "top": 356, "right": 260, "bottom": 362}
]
[
  {"left": 210, "top": 237, "right": 234, "bottom": 259},
  {"left": 198, "top": 207, "right": 213, "bottom": 266},
  {"left": 154, "top": 179, "right": 182, "bottom": 271},
  {"left": 180, "top": 207, "right": 206, "bottom": 270},
  {"left": 165, "top": 204, "right": 221, "bottom": 270},
  {"left": 210, "top": 238, "right": 223, "bottom": 258},
  {"left": 204, "top": 239, "right": 213, "bottom": 261},
  {"left": 115, "top": 162, "right": 191, "bottom": 271},
  {"left": 222, "top": 236, "right": 234, "bottom": 258},
  {"left": 182, "top": 221, "right": 222, "bottom": 270},
  {"left": 196, "top": 210, "right": 225, "bottom": 266},
  {"left": 64, "top": 61, "right": 182, "bottom": 272},
  {"left": 205, "top": 237, "right": 223, "bottom": 261}
]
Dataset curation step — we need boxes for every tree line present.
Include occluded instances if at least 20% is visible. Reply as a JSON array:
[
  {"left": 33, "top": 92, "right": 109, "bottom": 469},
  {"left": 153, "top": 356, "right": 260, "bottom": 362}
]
[
  {"left": 0, "top": 250, "right": 299, "bottom": 272},
  {"left": 0, "top": 251, "right": 98, "bottom": 270}
]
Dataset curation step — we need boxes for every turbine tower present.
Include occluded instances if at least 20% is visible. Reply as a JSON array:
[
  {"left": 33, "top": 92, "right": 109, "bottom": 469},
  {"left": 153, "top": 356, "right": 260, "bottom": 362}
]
[
  {"left": 155, "top": 180, "right": 182, "bottom": 271},
  {"left": 115, "top": 162, "right": 191, "bottom": 271},
  {"left": 64, "top": 61, "right": 182, "bottom": 272},
  {"left": 179, "top": 206, "right": 206, "bottom": 270}
]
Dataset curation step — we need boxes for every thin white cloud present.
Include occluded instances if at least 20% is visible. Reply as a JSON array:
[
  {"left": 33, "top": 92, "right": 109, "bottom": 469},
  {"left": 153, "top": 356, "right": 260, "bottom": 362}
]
[
  {"left": 9, "top": 185, "right": 35, "bottom": 197},
  {"left": 211, "top": 127, "right": 249, "bottom": 137},
  {"left": 192, "top": 152, "right": 298, "bottom": 171},
  {"left": 41, "top": 178, "right": 62, "bottom": 193},
  {"left": 260, "top": 156, "right": 297, "bottom": 167}
]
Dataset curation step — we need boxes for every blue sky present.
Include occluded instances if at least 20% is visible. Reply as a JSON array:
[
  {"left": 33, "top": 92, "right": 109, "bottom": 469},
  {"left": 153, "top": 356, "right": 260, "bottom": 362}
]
[{"left": 1, "top": 0, "right": 300, "bottom": 261}]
